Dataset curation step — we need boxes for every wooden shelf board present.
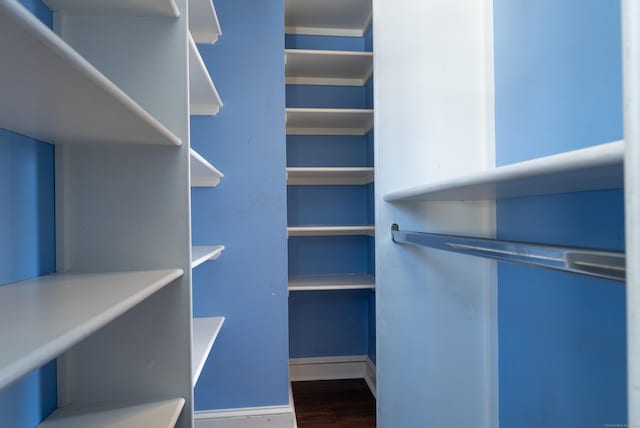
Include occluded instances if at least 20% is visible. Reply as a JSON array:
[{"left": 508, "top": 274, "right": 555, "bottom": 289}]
[
  {"left": 285, "top": 0, "right": 372, "bottom": 37},
  {"left": 287, "top": 167, "right": 374, "bottom": 185},
  {"left": 384, "top": 141, "right": 624, "bottom": 202},
  {"left": 192, "top": 317, "right": 225, "bottom": 384},
  {"left": 0, "top": 269, "right": 183, "bottom": 390},
  {"left": 191, "top": 149, "right": 223, "bottom": 187},
  {"left": 289, "top": 274, "right": 375, "bottom": 291},
  {"left": 38, "top": 398, "right": 185, "bottom": 428},
  {"left": 0, "top": 1, "right": 181, "bottom": 146},
  {"left": 286, "top": 108, "right": 374, "bottom": 136},
  {"left": 189, "top": 34, "right": 222, "bottom": 116},
  {"left": 43, "top": 0, "right": 179, "bottom": 17},
  {"left": 190, "top": 0, "right": 222, "bottom": 44},
  {"left": 285, "top": 49, "right": 373, "bottom": 86},
  {"left": 192, "top": 245, "right": 225, "bottom": 268},
  {"left": 288, "top": 225, "right": 375, "bottom": 237}
]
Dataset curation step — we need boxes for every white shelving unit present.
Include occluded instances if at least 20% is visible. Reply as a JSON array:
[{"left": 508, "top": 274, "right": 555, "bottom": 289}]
[
  {"left": 189, "top": 34, "right": 223, "bottom": 116},
  {"left": 384, "top": 140, "right": 624, "bottom": 201},
  {"left": 288, "top": 225, "right": 375, "bottom": 237},
  {"left": 189, "top": 0, "right": 222, "bottom": 44},
  {"left": 192, "top": 317, "right": 225, "bottom": 384},
  {"left": 191, "top": 148, "right": 224, "bottom": 187},
  {"left": 286, "top": 108, "right": 374, "bottom": 135},
  {"left": 38, "top": 398, "right": 185, "bottom": 428},
  {"left": 285, "top": 49, "right": 373, "bottom": 86},
  {"left": 43, "top": 0, "right": 179, "bottom": 18},
  {"left": 289, "top": 274, "right": 375, "bottom": 291},
  {"left": 192, "top": 245, "right": 225, "bottom": 268},
  {"left": 285, "top": 0, "right": 372, "bottom": 37},
  {"left": 287, "top": 167, "right": 374, "bottom": 185}
]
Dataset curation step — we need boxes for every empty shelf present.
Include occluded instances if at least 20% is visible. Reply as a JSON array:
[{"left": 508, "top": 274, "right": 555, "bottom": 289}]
[
  {"left": 285, "top": 49, "right": 373, "bottom": 86},
  {"left": 42, "top": 0, "right": 179, "bottom": 16},
  {"left": 289, "top": 274, "right": 375, "bottom": 291},
  {"left": 286, "top": 108, "right": 374, "bottom": 136},
  {"left": 190, "top": 0, "right": 222, "bottom": 44},
  {"left": 192, "top": 245, "right": 225, "bottom": 268},
  {"left": 189, "top": 34, "right": 223, "bottom": 116},
  {"left": 285, "top": 0, "right": 372, "bottom": 37},
  {"left": 384, "top": 140, "right": 624, "bottom": 202},
  {"left": 0, "top": 269, "right": 183, "bottom": 390},
  {"left": 0, "top": 0, "right": 181, "bottom": 146},
  {"left": 38, "top": 398, "right": 185, "bottom": 428},
  {"left": 287, "top": 167, "right": 374, "bottom": 185},
  {"left": 192, "top": 317, "right": 225, "bottom": 384},
  {"left": 288, "top": 225, "right": 375, "bottom": 237},
  {"left": 191, "top": 149, "right": 223, "bottom": 187}
]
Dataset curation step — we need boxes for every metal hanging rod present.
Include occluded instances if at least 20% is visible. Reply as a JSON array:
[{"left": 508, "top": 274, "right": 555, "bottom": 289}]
[{"left": 391, "top": 224, "right": 626, "bottom": 283}]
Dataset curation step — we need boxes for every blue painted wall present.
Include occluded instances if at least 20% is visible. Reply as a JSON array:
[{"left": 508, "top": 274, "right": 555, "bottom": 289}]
[
  {"left": 494, "top": 0, "right": 627, "bottom": 426},
  {"left": 0, "top": 2, "right": 57, "bottom": 426},
  {"left": 190, "top": 0, "right": 289, "bottom": 410}
]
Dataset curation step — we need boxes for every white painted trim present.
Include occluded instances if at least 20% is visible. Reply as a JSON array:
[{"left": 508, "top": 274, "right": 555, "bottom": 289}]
[
  {"left": 364, "top": 357, "right": 377, "bottom": 399},
  {"left": 289, "top": 355, "right": 377, "bottom": 397},
  {"left": 195, "top": 402, "right": 295, "bottom": 427}
]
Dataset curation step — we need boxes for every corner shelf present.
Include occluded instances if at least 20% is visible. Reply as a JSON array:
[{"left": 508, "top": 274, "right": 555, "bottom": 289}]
[
  {"left": 0, "top": 0, "right": 181, "bottom": 146},
  {"left": 288, "top": 225, "right": 375, "bottom": 237},
  {"left": 287, "top": 167, "right": 374, "bottom": 185},
  {"left": 38, "top": 398, "right": 185, "bottom": 428},
  {"left": 286, "top": 108, "right": 374, "bottom": 135},
  {"left": 189, "top": 34, "right": 223, "bottom": 116},
  {"left": 285, "top": 49, "right": 373, "bottom": 86},
  {"left": 191, "top": 149, "right": 223, "bottom": 187},
  {"left": 189, "top": 0, "right": 222, "bottom": 44},
  {"left": 192, "top": 317, "right": 225, "bottom": 384},
  {"left": 289, "top": 274, "right": 375, "bottom": 291},
  {"left": 192, "top": 245, "right": 225, "bottom": 268},
  {"left": 384, "top": 140, "right": 624, "bottom": 202},
  {"left": 43, "top": 0, "right": 179, "bottom": 17},
  {"left": 285, "top": 0, "right": 372, "bottom": 37},
  {"left": 0, "top": 269, "right": 183, "bottom": 390}
]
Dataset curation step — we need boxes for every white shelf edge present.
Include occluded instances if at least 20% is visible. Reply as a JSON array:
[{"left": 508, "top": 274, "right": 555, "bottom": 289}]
[
  {"left": 286, "top": 167, "right": 374, "bottom": 185},
  {"left": 0, "top": 269, "right": 184, "bottom": 390},
  {"left": 190, "top": 148, "right": 224, "bottom": 187},
  {"left": 285, "top": 25, "right": 368, "bottom": 38},
  {"left": 288, "top": 274, "right": 376, "bottom": 291},
  {"left": 192, "top": 317, "right": 225, "bottom": 385},
  {"left": 192, "top": 245, "right": 225, "bottom": 268},
  {"left": 384, "top": 140, "right": 625, "bottom": 202},
  {"left": 0, "top": 0, "right": 182, "bottom": 146},
  {"left": 38, "top": 398, "right": 185, "bottom": 428},
  {"left": 285, "top": 49, "right": 373, "bottom": 86},
  {"left": 189, "top": 33, "right": 223, "bottom": 116},
  {"left": 287, "top": 225, "right": 375, "bottom": 237},
  {"left": 189, "top": 0, "right": 222, "bottom": 44},
  {"left": 42, "top": 0, "right": 180, "bottom": 17},
  {"left": 285, "top": 108, "right": 374, "bottom": 136}
]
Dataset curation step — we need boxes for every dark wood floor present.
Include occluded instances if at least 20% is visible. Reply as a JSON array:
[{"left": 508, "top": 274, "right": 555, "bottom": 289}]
[{"left": 292, "top": 379, "right": 376, "bottom": 428}]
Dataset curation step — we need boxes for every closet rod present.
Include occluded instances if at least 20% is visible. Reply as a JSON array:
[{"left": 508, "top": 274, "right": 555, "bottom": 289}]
[{"left": 390, "top": 224, "right": 625, "bottom": 282}]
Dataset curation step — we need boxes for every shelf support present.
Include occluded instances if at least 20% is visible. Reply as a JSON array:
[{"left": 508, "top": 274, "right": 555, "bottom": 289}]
[{"left": 390, "top": 224, "right": 625, "bottom": 283}]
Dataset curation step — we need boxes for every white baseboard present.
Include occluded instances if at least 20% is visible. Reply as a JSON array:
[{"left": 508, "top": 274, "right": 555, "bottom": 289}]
[{"left": 289, "top": 355, "right": 377, "bottom": 397}]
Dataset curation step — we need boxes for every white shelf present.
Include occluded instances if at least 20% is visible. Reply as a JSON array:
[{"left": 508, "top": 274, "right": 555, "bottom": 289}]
[
  {"left": 190, "top": 0, "right": 222, "bottom": 44},
  {"left": 289, "top": 274, "right": 375, "bottom": 291},
  {"left": 287, "top": 167, "right": 374, "bottom": 185},
  {"left": 0, "top": 0, "right": 181, "bottom": 146},
  {"left": 192, "top": 317, "right": 225, "bottom": 384},
  {"left": 189, "top": 34, "right": 223, "bottom": 116},
  {"left": 286, "top": 108, "right": 374, "bottom": 136},
  {"left": 191, "top": 149, "right": 223, "bottom": 187},
  {"left": 0, "top": 269, "right": 183, "bottom": 390},
  {"left": 285, "top": 0, "right": 372, "bottom": 37},
  {"left": 285, "top": 50, "right": 373, "bottom": 86},
  {"left": 43, "top": 0, "right": 179, "bottom": 16},
  {"left": 192, "top": 245, "right": 225, "bottom": 268},
  {"left": 38, "top": 398, "right": 185, "bottom": 428},
  {"left": 288, "top": 225, "right": 375, "bottom": 237},
  {"left": 384, "top": 141, "right": 624, "bottom": 202}
]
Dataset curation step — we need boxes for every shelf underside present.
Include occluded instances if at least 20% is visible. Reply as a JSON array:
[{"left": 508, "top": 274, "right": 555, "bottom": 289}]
[
  {"left": 288, "top": 225, "right": 375, "bottom": 237},
  {"left": 286, "top": 108, "right": 374, "bottom": 136},
  {"left": 285, "top": 49, "right": 373, "bottom": 86},
  {"left": 191, "top": 149, "right": 223, "bottom": 187},
  {"left": 38, "top": 398, "right": 185, "bottom": 428},
  {"left": 285, "top": 0, "right": 372, "bottom": 37},
  {"left": 189, "top": 34, "right": 222, "bottom": 116},
  {"left": 384, "top": 141, "right": 624, "bottom": 201},
  {"left": 43, "top": 0, "right": 179, "bottom": 17},
  {"left": 289, "top": 274, "right": 375, "bottom": 291},
  {"left": 0, "top": 0, "right": 181, "bottom": 146},
  {"left": 189, "top": 0, "right": 222, "bottom": 44},
  {"left": 192, "top": 317, "right": 225, "bottom": 384},
  {"left": 287, "top": 167, "right": 374, "bottom": 185},
  {"left": 0, "top": 269, "right": 183, "bottom": 390},
  {"left": 192, "top": 245, "right": 225, "bottom": 268}
]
